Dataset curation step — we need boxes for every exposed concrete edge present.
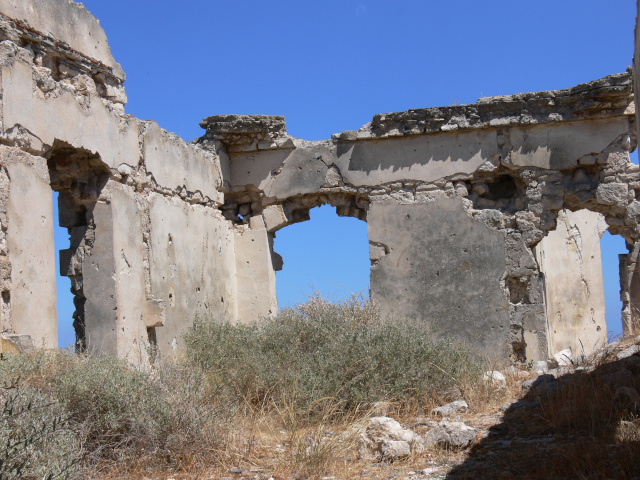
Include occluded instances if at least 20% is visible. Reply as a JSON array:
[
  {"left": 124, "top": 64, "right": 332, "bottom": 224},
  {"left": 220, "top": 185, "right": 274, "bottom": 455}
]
[
  {"left": 0, "top": 3, "right": 124, "bottom": 80},
  {"left": 200, "top": 73, "right": 634, "bottom": 155}
]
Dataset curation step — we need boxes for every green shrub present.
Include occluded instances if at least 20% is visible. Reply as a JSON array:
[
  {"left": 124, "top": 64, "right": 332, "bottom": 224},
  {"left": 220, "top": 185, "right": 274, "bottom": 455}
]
[
  {"left": 0, "top": 350, "right": 231, "bottom": 477},
  {"left": 184, "top": 294, "right": 481, "bottom": 414},
  {"left": 0, "top": 356, "right": 79, "bottom": 480}
]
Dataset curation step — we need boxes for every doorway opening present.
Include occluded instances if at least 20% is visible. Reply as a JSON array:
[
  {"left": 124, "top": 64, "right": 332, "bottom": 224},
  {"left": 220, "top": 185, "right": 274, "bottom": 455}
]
[
  {"left": 273, "top": 204, "right": 369, "bottom": 308},
  {"left": 52, "top": 190, "right": 75, "bottom": 349},
  {"left": 600, "top": 230, "right": 626, "bottom": 340},
  {"left": 47, "top": 140, "right": 110, "bottom": 352}
]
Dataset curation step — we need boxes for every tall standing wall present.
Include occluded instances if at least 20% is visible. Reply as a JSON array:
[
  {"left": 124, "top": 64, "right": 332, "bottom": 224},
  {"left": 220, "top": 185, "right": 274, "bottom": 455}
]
[
  {"left": 1, "top": 0, "right": 639, "bottom": 365},
  {"left": 0, "top": 0, "right": 239, "bottom": 362}
]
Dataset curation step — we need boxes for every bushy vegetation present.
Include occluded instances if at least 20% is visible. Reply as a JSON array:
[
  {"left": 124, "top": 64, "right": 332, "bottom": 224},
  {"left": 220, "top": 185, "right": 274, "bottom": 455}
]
[
  {"left": 185, "top": 294, "right": 481, "bottom": 413},
  {"left": 0, "top": 351, "right": 231, "bottom": 479},
  {"left": 0, "top": 295, "right": 483, "bottom": 478}
]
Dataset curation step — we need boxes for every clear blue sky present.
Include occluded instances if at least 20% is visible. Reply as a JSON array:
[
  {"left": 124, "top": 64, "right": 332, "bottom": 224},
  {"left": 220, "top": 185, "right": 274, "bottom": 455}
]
[{"left": 55, "top": 0, "right": 637, "bottom": 347}]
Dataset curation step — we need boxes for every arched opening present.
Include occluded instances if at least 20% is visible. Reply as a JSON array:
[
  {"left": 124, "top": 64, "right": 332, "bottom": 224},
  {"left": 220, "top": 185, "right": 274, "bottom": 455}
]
[{"left": 273, "top": 204, "right": 370, "bottom": 307}]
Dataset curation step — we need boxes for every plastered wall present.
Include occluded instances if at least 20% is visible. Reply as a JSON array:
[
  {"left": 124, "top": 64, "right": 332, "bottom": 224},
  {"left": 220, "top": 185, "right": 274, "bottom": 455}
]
[
  {"left": 0, "top": 1, "right": 238, "bottom": 363},
  {"left": 1, "top": 0, "right": 639, "bottom": 365}
]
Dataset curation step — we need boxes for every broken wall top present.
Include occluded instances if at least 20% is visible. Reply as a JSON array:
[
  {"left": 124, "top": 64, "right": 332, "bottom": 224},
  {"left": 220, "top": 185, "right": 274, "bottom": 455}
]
[
  {"left": 201, "top": 71, "right": 634, "bottom": 152},
  {"left": 0, "top": 0, "right": 124, "bottom": 79}
]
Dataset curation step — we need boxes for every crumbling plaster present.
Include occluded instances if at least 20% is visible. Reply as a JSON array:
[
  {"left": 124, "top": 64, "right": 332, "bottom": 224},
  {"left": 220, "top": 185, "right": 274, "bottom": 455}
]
[
  {"left": 0, "top": 3, "right": 237, "bottom": 362},
  {"left": 199, "top": 71, "right": 639, "bottom": 362},
  {"left": 0, "top": 0, "right": 639, "bottom": 364}
]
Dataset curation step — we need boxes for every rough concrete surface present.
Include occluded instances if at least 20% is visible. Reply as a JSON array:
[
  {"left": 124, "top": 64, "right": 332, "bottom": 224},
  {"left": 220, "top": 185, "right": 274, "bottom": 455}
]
[
  {"left": 5, "top": 151, "right": 56, "bottom": 348},
  {"left": 536, "top": 209, "right": 608, "bottom": 357},
  {"left": 1, "top": 0, "right": 639, "bottom": 365},
  {"left": 0, "top": 0, "right": 124, "bottom": 78},
  {"left": 368, "top": 199, "right": 510, "bottom": 358},
  {"left": 148, "top": 194, "right": 237, "bottom": 358}
]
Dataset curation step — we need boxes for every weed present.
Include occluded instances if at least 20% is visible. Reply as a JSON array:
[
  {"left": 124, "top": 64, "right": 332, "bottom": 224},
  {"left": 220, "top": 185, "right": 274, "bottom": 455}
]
[{"left": 185, "top": 294, "right": 482, "bottom": 415}]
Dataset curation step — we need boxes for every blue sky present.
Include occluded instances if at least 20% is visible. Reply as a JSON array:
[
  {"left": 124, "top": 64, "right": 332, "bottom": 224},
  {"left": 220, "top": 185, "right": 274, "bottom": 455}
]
[{"left": 54, "top": 0, "right": 637, "bottom": 347}]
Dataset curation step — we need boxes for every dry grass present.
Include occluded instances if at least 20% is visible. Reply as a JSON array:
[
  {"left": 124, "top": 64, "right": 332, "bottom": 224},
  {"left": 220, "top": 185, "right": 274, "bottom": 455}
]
[{"left": 3, "top": 301, "right": 640, "bottom": 479}]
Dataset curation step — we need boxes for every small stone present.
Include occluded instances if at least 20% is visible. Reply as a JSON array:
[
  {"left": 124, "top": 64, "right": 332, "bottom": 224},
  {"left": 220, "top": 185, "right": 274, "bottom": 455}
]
[
  {"left": 553, "top": 348, "right": 573, "bottom": 367},
  {"left": 596, "top": 183, "right": 628, "bottom": 206},
  {"left": 483, "top": 370, "right": 507, "bottom": 388},
  {"left": 381, "top": 440, "right": 411, "bottom": 459},
  {"left": 423, "top": 421, "right": 478, "bottom": 450},
  {"left": 357, "top": 416, "right": 418, "bottom": 460},
  {"left": 229, "top": 467, "right": 243, "bottom": 474},
  {"left": 432, "top": 400, "right": 468, "bottom": 417},
  {"left": 117, "top": 163, "right": 132, "bottom": 176},
  {"left": 617, "top": 344, "right": 640, "bottom": 360}
]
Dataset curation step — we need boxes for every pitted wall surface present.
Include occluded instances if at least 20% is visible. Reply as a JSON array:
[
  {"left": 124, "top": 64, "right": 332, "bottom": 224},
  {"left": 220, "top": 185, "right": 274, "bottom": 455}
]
[
  {"left": 0, "top": 0, "right": 639, "bottom": 365},
  {"left": 368, "top": 199, "right": 510, "bottom": 357}
]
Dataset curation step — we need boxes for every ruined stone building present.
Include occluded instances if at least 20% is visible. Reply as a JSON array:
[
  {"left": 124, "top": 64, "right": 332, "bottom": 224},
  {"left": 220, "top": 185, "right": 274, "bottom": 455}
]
[{"left": 1, "top": 0, "right": 640, "bottom": 366}]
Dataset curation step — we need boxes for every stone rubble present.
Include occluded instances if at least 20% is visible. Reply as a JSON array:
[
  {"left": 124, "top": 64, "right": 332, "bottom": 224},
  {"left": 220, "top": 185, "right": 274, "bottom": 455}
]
[{"left": 431, "top": 400, "right": 468, "bottom": 418}]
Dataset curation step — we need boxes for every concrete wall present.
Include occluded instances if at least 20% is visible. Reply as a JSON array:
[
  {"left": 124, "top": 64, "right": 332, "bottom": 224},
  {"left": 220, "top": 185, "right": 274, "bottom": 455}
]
[
  {"left": 0, "top": 0, "right": 124, "bottom": 78},
  {"left": 368, "top": 198, "right": 510, "bottom": 358},
  {"left": 3, "top": 147, "right": 57, "bottom": 349},
  {"left": 0, "top": 0, "right": 639, "bottom": 366},
  {"left": 234, "top": 221, "right": 277, "bottom": 324},
  {"left": 535, "top": 209, "right": 608, "bottom": 358},
  {"left": 2, "top": 60, "right": 138, "bottom": 168},
  {"left": 148, "top": 194, "right": 238, "bottom": 358}
]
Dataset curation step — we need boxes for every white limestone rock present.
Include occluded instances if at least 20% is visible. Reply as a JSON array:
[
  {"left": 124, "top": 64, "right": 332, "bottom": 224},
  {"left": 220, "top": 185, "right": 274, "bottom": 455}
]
[
  {"left": 380, "top": 440, "right": 411, "bottom": 460},
  {"left": 423, "top": 421, "right": 478, "bottom": 450},
  {"left": 553, "top": 348, "right": 574, "bottom": 367},
  {"left": 432, "top": 400, "right": 468, "bottom": 417},
  {"left": 483, "top": 370, "right": 507, "bottom": 389},
  {"left": 357, "top": 416, "right": 421, "bottom": 460}
]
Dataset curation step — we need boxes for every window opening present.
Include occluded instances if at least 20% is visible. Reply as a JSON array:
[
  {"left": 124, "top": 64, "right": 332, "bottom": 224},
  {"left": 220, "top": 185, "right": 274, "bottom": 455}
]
[{"left": 273, "top": 204, "right": 369, "bottom": 307}]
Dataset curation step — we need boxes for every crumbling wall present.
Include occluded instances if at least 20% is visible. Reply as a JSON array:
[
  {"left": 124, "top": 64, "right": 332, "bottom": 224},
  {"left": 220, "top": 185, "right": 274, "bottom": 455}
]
[
  {"left": 199, "top": 71, "right": 638, "bottom": 362},
  {"left": 0, "top": 1, "right": 237, "bottom": 362}
]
